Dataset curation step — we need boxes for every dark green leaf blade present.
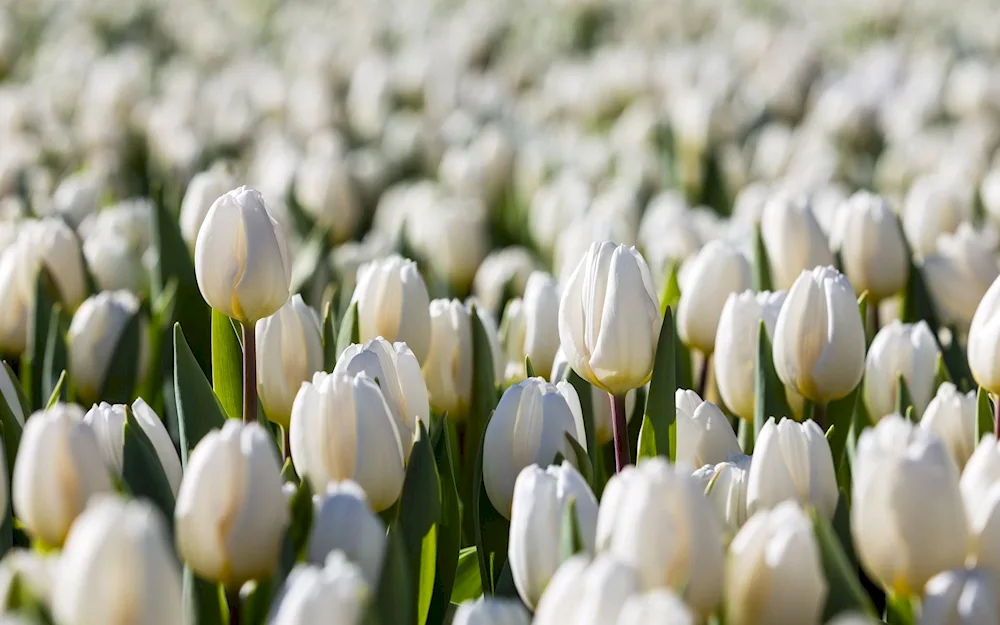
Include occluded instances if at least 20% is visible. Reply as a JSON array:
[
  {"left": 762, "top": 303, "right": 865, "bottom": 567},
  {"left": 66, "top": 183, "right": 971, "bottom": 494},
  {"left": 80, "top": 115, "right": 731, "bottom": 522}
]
[
  {"left": 335, "top": 301, "right": 359, "bottom": 362},
  {"left": 211, "top": 311, "right": 243, "bottom": 421},
  {"left": 977, "top": 386, "right": 994, "bottom": 441},
  {"left": 100, "top": 309, "right": 142, "bottom": 405},
  {"left": 642, "top": 307, "right": 677, "bottom": 460},
  {"left": 811, "top": 507, "right": 876, "bottom": 621},
  {"left": 400, "top": 423, "right": 440, "bottom": 625},
  {"left": 429, "top": 417, "right": 461, "bottom": 624},
  {"left": 753, "top": 223, "right": 774, "bottom": 292},
  {"left": 753, "top": 320, "right": 791, "bottom": 447},
  {"left": 173, "top": 324, "right": 228, "bottom": 467},
  {"left": 322, "top": 300, "right": 338, "bottom": 371},
  {"left": 121, "top": 405, "right": 176, "bottom": 523}
]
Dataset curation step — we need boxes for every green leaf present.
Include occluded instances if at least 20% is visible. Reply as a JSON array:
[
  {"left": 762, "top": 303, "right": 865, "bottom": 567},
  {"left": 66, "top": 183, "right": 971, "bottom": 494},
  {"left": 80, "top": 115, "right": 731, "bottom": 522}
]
[
  {"left": 400, "top": 423, "right": 440, "bottom": 625},
  {"left": 450, "top": 547, "right": 483, "bottom": 603},
  {"left": 429, "top": 418, "right": 461, "bottom": 624},
  {"left": 462, "top": 306, "right": 500, "bottom": 545},
  {"left": 173, "top": 324, "right": 228, "bottom": 467},
  {"left": 492, "top": 561, "right": 518, "bottom": 599},
  {"left": 898, "top": 220, "right": 939, "bottom": 330},
  {"left": 471, "top": 415, "right": 509, "bottom": 596},
  {"left": 289, "top": 229, "right": 333, "bottom": 295},
  {"left": 977, "top": 386, "right": 994, "bottom": 441},
  {"left": 121, "top": 404, "right": 176, "bottom": 524},
  {"left": 100, "top": 308, "right": 142, "bottom": 404},
  {"left": 940, "top": 325, "right": 974, "bottom": 392},
  {"left": 858, "top": 291, "right": 872, "bottom": 347},
  {"left": 3, "top": 362, "right": 30, "bottom": 422},
  {"left": 183, "top": 568, "right": 224, "bottom": 625},
  {"left": 524, "top": 355, "right": 536, "bottom": 379},
  {"left": 752, "top": 223, "right": 773, "bottom": 292},
  {"left": 41, "top": 305, "right": 68, "bottom": 406},
  {"left": 322, "top": 300, "right": 338, "bottom": 371},
  {"left": 811, "top": 507, "right": 876, "bottom": 621},
  {"left": 895, "top": 374, "right": 913, "bottom": 418},
  {"left": 283, "top": 179, "right": 318, "bottom": 239},
  {"left": 559, "top": 498, "right": 585, "bottom": 560},
  {"left": 567, "top": 370, "right": 602, "bottom": 490},
  {"left": 44, "top": 371, "right": 66, "bottom": 409},
  {"left": 753, "top": 319, "right": 791, "bottom": 446},
  {"left": 827, "top": 383, "right": 861, "bottom": 472},
  {"left": 0, "top": 375, "right": 22, "bottom": 479},
  {"left": 659, "top": 262, "right": 682, "bottom": 314},
  {"left": 564, "top": 431, "right": 593, "bottom": 487},
  {"left": 211, "top": 311, "right": 244, "bottom": 421},
  {"left": 643, "top": 307, "right": 677, "bottom": 460},
  {"left": 885, "top": 593, "right": 917, "bottom": 625},
  {"left": 139, "top": 280, "right": 178, "bottom": 406},
  {"left": 22, "top": 266, "right": 58, "bottom": 410},
  {"left": 636, "top": 413, "right": 657, "bottom": 460},
  {"left": 364, "top": 523, "right": 414, "bottom": 625},
  {"left": 287, "top": 478, "right": 314, "bottom": 559},
  {"left": 335, "top": 301, "right": 359, "bottom": 362}
]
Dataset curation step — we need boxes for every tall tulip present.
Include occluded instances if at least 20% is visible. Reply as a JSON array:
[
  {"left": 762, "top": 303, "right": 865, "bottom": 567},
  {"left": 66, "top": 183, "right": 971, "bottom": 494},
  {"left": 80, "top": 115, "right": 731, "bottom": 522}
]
[
  {"left": 830, "top": 191, "right": 909, "bottom": 302},
  {"left": 676, "top": 240, "right": 751, "bottom": 355},
  {"left": 307, "top": 481, "right": 386, "bottom": 587},
  {"left": 452, "top": 598, "right": 531, "bottom": 625},
  {"left": 864, "top": 321, "right": 940, "bottom": 420},
  {"left": 179, "top": 164, "right": 235, "bottom": 248},
  {"left": 550, "top": 348, "right": 636, "bottom": 445},
  {"left": 500, "top": 271, "right": 561, "bottom": 383},
  {"left": 350, "top": 255, "right": 431, "bottom": 364},
  {"left": 532, "top": 554, "right": 639, "bottom": 625},
  {"left": 616, "top": 590, "right": 695, "bottom": 625},
  {"left": 675, "top": 390, "right": 741, "bottom": 469},
  {"left": 968, "top": 274, "right": 1000, "bottom": 395},
  {"left": 693, "top": 455, "right": 751, "bottom": 536},
  {"left": 921, "top": 383, "right": 978, "bottom": 469},
  {"left": 270, "top": 552, "right": 369, "bottom": 625},
  {"left": 924, "top": 223, "right": 999, "bottom": 331},
  {"left": 959, "top": 438, "right": 1000, "bottom": 577},
  {"left": 761, "top": 191, "right": 835, "bottom": 291},
  {"left": 921, "top": 568, "right": 1000, "bottom": 625},
  {"left": 472, "top": 246, "right": 539, "bottom": 316}
]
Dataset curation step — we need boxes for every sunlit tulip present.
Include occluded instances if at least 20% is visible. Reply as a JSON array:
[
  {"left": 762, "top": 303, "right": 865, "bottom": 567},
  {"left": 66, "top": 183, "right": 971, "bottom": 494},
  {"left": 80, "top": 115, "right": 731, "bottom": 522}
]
[
  {"left": 675, "top": 389, "right": 741, "bottom": 468},
  {"left": 472, "top": 247, "right": 540, "bottom": 316},
  {"left": 761, "top": 191, "right": 834, "bottom": 291},
  {"left": 294, "top": 148, "right": 360, "bottom": 244},
  {"left": 676, "top": 241, "right": 751, "bottom": 354},
  {"left": 549, "top": 348, "right": 636, "bottom": 445},
  {"left": 53, "top": 496, "right": 182, "bottom": 625},
  {"left": 307, "top": 481, "right": 386, "bottom": 587},
  {"left": 452, "top": 598, "right": 531, "bottom": 625},
  {"left": 920, "top": 568, "right": 1000, "bottom": 625},
  {"left": 0, "top": 550, "right": 54, "bottom": 612},
  {"left": 830, "top": 191, "right": 909, "bottom": 302},
  {"left": 924, "top": 223, "right": 999, "bottom": 330},
  {"left": 902, "top": 175, "right": 970, "bottom": 256},
  {"left": 693, "top": 455, "right": 751, "bottom": 536},
  {"left": 864, "top": 321, "right": 940, "bottom": 420},
  {"left": 407, "top": 198, "right": 489, "bottom": 291},
  {"left": 82, "top": 234, "right": 146, "bottom": 294},
  {"left": 773, "top": 266, "right": 865, "bottom": 403},
  {"left": 616, "top": 589, "right": 695, "bottom": 625},
  {"left": 350, "top": 255, "right": 431, "bottom": 364},
  {"left": 532, "top": 554, "right": 639, "bottom": 625},
  {"left": 558, "top": 241, "right": 661, "bottom": 395},
  {"left": 921, "top": 383, "right": 977, "bottom": 469},
  {"left": 500, "top": 271, "right": 561, "bottom": 383},
  {"left": 747, "top": 418, "right": 838, "bottom": 519},
  {"left": 271, "top": 552, "right": 369, "bottom": 625},
  {"left": 175, "top": 421, "right": 289, "bottom": 586},
  {"left": 959, "top": 438, "right": 1000, "bottom": 577},
  {"left": 179, "top": 164, "right": 235, "bottom": 248},
  {"left": 968, "top": 274, "right": 1000, "bottom": 394},
  {"left": 19, "top": 219, "right": 88, "bottom": 312},
  {"left": 194, "top": 185, "right": 292, "bottom": 324},
  {"left": 50, "top": 172, "right": 100, "bottom": 228}
]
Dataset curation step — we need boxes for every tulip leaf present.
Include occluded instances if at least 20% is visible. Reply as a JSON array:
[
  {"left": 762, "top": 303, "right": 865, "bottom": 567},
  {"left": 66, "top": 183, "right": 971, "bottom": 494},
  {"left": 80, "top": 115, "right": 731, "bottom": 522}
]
[
  {"left": 335, "top": 301, "right": 359, "bottom": 363},
  {"left": 121, "top": 404, "right": 176, "bottom": 524},
  {"left": 22, "top": 266, "right": 59, "bottom": 410},
  {"left": 286, "top": 478, "right": 314, "bottom": 561},
  {"left": 897, "top": 223, "right": 940, "bottom": 330},
  {"left": 430, "top": 417, "right": 461, "bottom": 624},
  {"left": 321, "top": 299, "right": 338, "bottom": 371},
  {"left": 364, "top": 522, "right": 414, "bottom": 625},
  {"left": 182, "top": 568, "right": 225, "bottom": 625},
  {"left": 138, "top": 280, "right": 178, "bottom": 409},
  {"left": 471, "top": 412, "right": 509, "bottom": 596},
  {"left": 100, "top": 308, "right": 143, "bottom": 405},
  {"left": 885, "top": 593, "right": 917, "bottom": 625},
  {"left": 280, "top": 457, "right": 299, "bottom": 484},
  {"left": 0, "top": 381, "right": 22, "bottom": 479},
  {"left": 40, "top": 304, "right": 68, "bottom": 407},
  {"left": 463, "top": 306, "right": 500, "bottom": 542},
  {"left": 567, "top": 370, "right": 603, "bottom": 492},
  {"left": 289, "top": 228, "right": 333, "bottom": 296},
  {"left": 492, "top": 560, "right": 519, "bottom": 599},
  {"left": 826, "top": 382, "right": 861, "bottom": 473},
  {"left": 858, "top": 291, "right": 873, "bottom": 347},
  {"left": 2, "top": 362, "right": 30, "bottom": 424},
  {"left": 211, "top": 311, "right": 244, "bottom": 421},
  {"left": 43, "top": 371, "right": 65, "bottom": 410},
  {"left": 283, "top": 179, "right": 318, "bottom": 239},
  {"left": 400, "top": 423, "right": 440, "bottom": 625},
  {"left": 524, "top": 355, "right": 536, "bottom": 379},
  {"left": 753, "top": 320, "right": 791, "bottom": 445},
  {"left": 641, "top": 307, "right": 677, "bottom": 461},
  {"left": 564, "top": 431, "right": 594, "bottom": 487},
  {"left": 977, "top": 386, "right": 994, "bottom": 441},
  {"left": 636, "top": 413, "right": 657, "bottom": 460},
  {"left": 895, "top": 374, "right": 913, "bottom": 418},
  {"left": 810, "top": 506, "right": 876, "bottom": 621},
  {"left": 752, "top": 223, "right": 774, "bottom": 292},
  {"left": 450, "top": 547, "right": 483, "bottom": 603},
  {"left": 559, "top": 498, "right": 585, "bottom": 561},
  {"left": 173, "top": 324, "right": 228, "bottom": 467},
  {"left": 659, "top": 261, "right": 682, "bottom": 314},
  {"left": 940, "top": 324, "right": 974, "bottom": 392}
]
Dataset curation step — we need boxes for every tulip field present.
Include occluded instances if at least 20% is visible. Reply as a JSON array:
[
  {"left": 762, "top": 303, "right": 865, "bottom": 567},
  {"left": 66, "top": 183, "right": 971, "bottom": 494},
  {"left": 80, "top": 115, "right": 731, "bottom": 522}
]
[{"left": 2, "top": 0, "right": 1000, "bottom": 624}]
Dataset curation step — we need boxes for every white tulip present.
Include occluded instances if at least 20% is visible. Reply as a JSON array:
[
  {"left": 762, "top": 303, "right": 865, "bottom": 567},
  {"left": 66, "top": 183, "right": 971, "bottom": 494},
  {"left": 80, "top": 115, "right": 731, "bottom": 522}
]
[
  {"left": 307, "top": 481, "right": 386, "bottom": 588},
  {"left": 83, "top": 399, "right": 182, "bottom": 495},
  {"left": 921, "top": 568, "right": 1000, "bottom": 625},
  {"left": 50, "top": 172, "right": 100, "bottom": 228},
  {"left": 529, "top": 172, "right": 591, "bottom": 258},
  {"left": 350, "top": 255, "right": 431, "bottom": 364},
  {"left": 968, "top": 274, "right": 1000, "bottom": 394},
  {"left": 194, "top": 186, "right": 292, "bottom": 324},
  {"left": 830, "top": 191, "right": 909, "bottom": 301},
  {"left": 532, "top": 554, "right": 639, "bottom": 625},
  {"left": 508, "top": 462, "right": 598, "bottom": 608},
  {"left": 921, "top": 383, "right": 978, "bottom": 469},
  {"left": 407, "top": 198, "right": 489, "bottom": 291},
  {"left": 959, "top": 438, "right": 1000, "bottom": 577},
  {"left": 179, "top": 164, "right": 235, "bottom": 248},
  {"left": 903, "top": 175, "right": 971, "bottom": 256},
  {"left": 452, "top": 598, "right": 531, "bottom": 625},
  {"left": 290, "top": 372, "right": 406, "bottom": 511},
  {"left": 675, "top": 390, "right": 742, "bottom": 469},
  {"left": 294, "top": 150, "right": 360, "bottom": 245},
  {"left": 596, "top": 458, "right": 724, "bottom": 615},
  {"left": 271, "top": 552, "right": 369, "bottom": 625},
  {"left": 484, "top": 380, "right": 586, "bottom": 518},
  {"left": 693, "top": 455, "right": 751, "bottom": 536},
  {"left": 864, "top": 321, "right": 940, "bottom": 420},
  {"left": 471, "top": 247, "right": 539, "bottom": 316},
  {"left": 12, "top": 404, "right": 113, "bottom": 547},
  {"left": 255, "top": 294, "right": 324, "bottom": 429},
  {"left": 82, "top": 235, "right": 146, "bottom": 294},
  {"left": 726, "top": 501, "right": 827, "bottom": 625},
  {"left": 501, "top": 272, "right": 561, "bottom": 383},
  {"left": 549, "top": 348, "right": 637, "bottom": 445},
  {"left": 924, "top": 223, "right": 1000, "bottom": 331},
  {"left": 853, "top": 415, "right": 967, "bottom": 595},
  {"left": 175, "top": 421, "right": 289, "bottom": 585},
  {"left": 18, "top": 219, "right": 88, "bottom": 312},
  {"left": 53, "top": 496, "right": 182, "bottom": 625},
  {"left": 558, "top": 241, "right": 661, "bottom": 394},
  {"left": 616, "top": 589, "right": 695, "bottom": 625},
  {"left": 761, "top": 191, "right": 835, "bottom": 291},
  {"left": 773, "top": 266, "right": 866, "bottom": 403},
  {"left": 0, "top": 550, "right": 54, "bottom": 611},
  {"left": 68, "top": 290, "right": 148, "bottom": 406},
  {"left": 676, "top": 241, "right": 751, "bottom": 354}
]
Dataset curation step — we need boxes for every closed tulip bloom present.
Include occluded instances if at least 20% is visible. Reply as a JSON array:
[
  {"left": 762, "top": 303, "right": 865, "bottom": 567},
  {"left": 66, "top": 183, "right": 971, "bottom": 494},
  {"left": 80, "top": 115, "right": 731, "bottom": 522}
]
[
  {"left": 194, "top": 186, "right": 292, "bottom": 324},
  {"left": 852, "top": 415, "right": 967, "bottom": 595},
  {"left": 12, "top": 404, "right": 113, "bottom": 547},
  {"left": 921, "top": 383, "right": 978, "bottom": 469},
  {"left": 307, "top": 481, "right": 386, "bottom": 587},
  {"left": 294, "top": 151, "right": 360, "bottom": 245},
  {"left": 968, "top": 274, "right": 1000, "bottom": 394},
  {"left": 558, "top": 241, "right": 661, "bottom": 394},
  {"left": 350, "top": 255, "right": 431, "bottom": 364},
  {"left": 959, "top": 438, "right": 1000, "bottom": 576},
  {"left": 616, "top": 590, "right": 695, "bottom": 625},
  {"left": 83, "top": 399, "right": 182, "bottom": 495},
  {"left": 693, "top": 455, "right": 751, "bottom": 536},
  {"left": 830, "top": 191, "right": 909, "bottom": 301},
  {"left": 255, "top": 294, "right": 324, "bottom": 428},
  {"left": 0, "top": 243, "right": 31, "bottom": 353},
  {"left": 271, "top": 552, "right": 369, "bottom": 625},
  {"left": 0, "top": 550, "right": 54, "bottom": 611},
  {"left": 597, "top": 458, "right": 724, "bottom": 615},
  {"left": 452, "top": 598, "right": 531, "bottom": 625},
  {"left": 921, "top": 568, "right": 1000, "bottom": 625},
  {"left": 82, "top": 234, "right": 147, "bottom": 294},
  {"left": 550, "top": 348, "right": 636, "bottom": 445},
  {"left": 725, "top": 501, "right": 827, "bottom": 625},
  {"left": 290, "top": 372, "right": 406, "bottom": 511},
  {"left": 676, "top": 240, "right": 751, "bottom": 354},
  {"left": 472, "top": 247, "right": 539, "bottom": 316},
  {"left": 532, "top": 554, "right": 639, "bottom": 625},
  {"left": 179, "top": 164, "right": 235, "bottom": 248},
  {"left": 864, "top": 321, "right": 940, "bottom": 420},
  {"left": 500, "top": 272, "right": 561, "bottom": 382},
  {"left": 508, "top": 462, "right": 598, "bottom": 608},
  {"left": 18, "top": 219, "right": 88, "bottom": 312},
  {"left": 760, "top": 192, "right": 834, "bottom": 291},
  {"left": 484, "top": 379, "right": 586, "bottom": 518},
  {"left": 773, "top": 266, "right": 866, "bottom": 403},
  {"left": 924, "top": 224, "right": 999, "bottom": 330},
  {"left": 53, "top": 496, "right": 182, "bottom": 625},
  {"left": 675, "top": 390, "right": 742, "bottom": 468},
  {"left": 903, "top": 175, "right": 970, "bottom": 256},
  {"left": 747, "top": 418, "right": 838, "bottom": 519},
  {"left": 175, "top": 421, "right": 289, "bottom": 586}
]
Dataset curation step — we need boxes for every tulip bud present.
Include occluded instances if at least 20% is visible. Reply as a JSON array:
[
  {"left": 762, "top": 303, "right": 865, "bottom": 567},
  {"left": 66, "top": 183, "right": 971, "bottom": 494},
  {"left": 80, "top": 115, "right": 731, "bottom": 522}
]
[
  {"left": 830, "top": 191, "right": 909, "bottom": 301},
  {"left": 255, "top": 294, "right": 324, "bottom": 428},
  {"left": 82, "top": 234, "right": 147, "bottom": 294},
  {"left": 271, "top": 552, "right": 369, "bottom": 625},
  {"left": 290, "top": 372, "right": 406, "bottom": 511},
  {"left": 472, "top": 247, "right": 539, "bottom": 316},
  {"left": 307, "top": 481, "right": 386, "bottom": 588},
  {"left": 175, "top": 421, "right": 289, "bottom": 586},
  {"left": 959, "top": 438, "right": 1000, "bottom": 577},
  {"left": 179, "top": 164, "right": 235, "bottom": 248},
  {"left": 67, "top": 290, "right": 149, "bottom": 406},
  {"left": 676, "top": 241, "right": 751, "bottom": 354},
  {"left": 452, "top": 598, "right": 531, "bottom": 625},
  {"left": 558, "top": 241, "right": 661, "bottom": 394},
  {"left": 924, "top": 223, "right": 1000, "bottom": 331},
  {"left": 549, "top": 348, "right": 637, "bottom": 444},
  {"left": 0, "top": 241, "right": 32, "bottom": 353},
  {"left": 616, "top": 589, "right": 696, "bottom": 625},
  {"left": 902, "top": 175, "right": 970, "bottom": 256},
  {"left": 675, "top": 390, "right": 742, "bottom": 469},
  {"left": 693, "top": 455, "right": 751, "bottom": 536},
  {"left": 12, "top": 404, "right": 113, "bottom": 547},
  {"left": 53, "top": 496, "right": 182, "bottom": 625},
  {"left": 864, "top": 321, "right": 940, "bottom": 420},
  {"left": 484, "top": 380, "right": 586, "bottom": 518},
  {"left": 407, "top": 198, "right": 489, "bottom": 291},
  {"left": 50, "top": 172, "right": 101, "bottom": 228},
  {"left": 532, "top": 554, "right": 639, "bottom": 625},
  {"left": 725, "top": 501, "right": 827, "bottom": 625},
  {"left": 194, "top": 186, "right": 292, "bottom": 324},
  {"left": 773, "top": 266, "right": 866, "bottom": 403},
  {"left": 853, "top": 415, "right": 967, "bottom": 594},
  {"left": 0, "top": 550, "right": 54, "bottom": 611},
  {"left": 19, "top": 219, "right": 88, "bottom": 312},
  {"left": 294, "top": 149, "right": 360, "bottom": 245},
  {"left": 596, "top": 458, "right": 724, "bottom": 615},
  {"left": 968, "top": 274, "right": 1000, "bottom": 394},
  {"left": 761, "top": 191, "right": 835, "bottom": 291},
  {"left": 501, "top": 272, "right": 561, "bottom": 383},
  {"left": 507, "top": 462, "right": 597, "bottom": 608},
  {"left": 921, "top": 568, "right": 1000, "bottom": 625},
  {"left": 83, "top": 399, "right": 182, "bottom": 495},
  {"left": 920, "top": 383, "right": 977, "bottom": 469},
  {"left": 350, "top": 255, "right": 431, "bottom": 364}
]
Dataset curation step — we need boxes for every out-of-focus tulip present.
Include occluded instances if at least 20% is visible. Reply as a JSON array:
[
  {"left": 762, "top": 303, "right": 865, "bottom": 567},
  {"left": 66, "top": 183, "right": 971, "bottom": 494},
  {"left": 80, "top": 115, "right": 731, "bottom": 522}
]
[
  {"left": 508, "top": 462, "right": 598, "bottom": 608},
  {"left": 725, "top": 501, "right": 827, "bottom": 625},
  {"left": 484, "top": 380, "right": 586, "bottom": 518},
  {"left": 596, "top": 458, "right": 724, "bottom": 615},
  {"left": 19, "top": 219, "right": 88, "bottom": 312},
  {"left": 82, "top": 234, "right": 147, "bottom": 294},
  {"left": 761, "top": 191, "right": 835, "bottom": 291},
  {"left": 49, "top": 172, "right": 100, "bottom": 228},
  {"left": 675, "top": 390, "right": 742, "bottom": 469},
  {"left": 903, "top": 175, "right": 971, "bottom": 256},
  {"left": 350, "top": 255, "right": 431, "bottom": 364},
  {"left": 271, "top": 552, "right": 369, "bottom": 625},
  {"left": 550, "top": 348, "right": 637, "bottom": 445},
  {"left": 852, "top": 415, "right": 967, "bottom": 595},
  {"left": 924, "top": 223, "right": 1000, "bottom": 331},
  {"left": 179, "top": 164, "right": 234, "bottom": 248},
  {"left": 558, "top": 241, "right": 661, "bottom": 395},
  {"left": 676, "top": 241, "right": 751, "bottom": 354},
  {"left": 194, "top": 185, "right": 291, "bottom": 324},
  {"left": 472, "top": 247, "right": 539, "bottom": 316},
  {"left": 773, "top": 266, "right": 866, "bottom": 403},
  {"left": 830, "top": 191, "right": 909, "bottom": 302},
  {"left": 294, "top": 148, "right": 360, "bottom": 245},
  {"left": 968, "top": 274, "right": 1000, "bottom": 394},
  {"left": 959, "top": 438, "right": 1000, "bottom": 577},
  {"left": 307, "top": 481, "right": 386, "bottom": 587},
  {"left": 920, "top": 568, "right": 1000, "bottom": 625},
  {"left": 0, "top": 550, "right": 54, "bottom": 611},
  {"left": 693, "top": 455, "right": 751, "bottom": 536},
  {"left": 83, "top": 399, "right": 182, "bottom": 495},
  {"left": 864, "top": 321, "right": 940, "bottom": 420},
  {"left": 747, "top": 418, "right": 838, "bottom": 519},
  {"left": 452, "top": 598, "right": 531, "bottom": 625},
  {"left": 615, "top": 589, "right": 695, "bottom": 625},
  {"left": 290, "top": 372, "right": 405, "bottom": 511},
  {"left": 0, "top": 241, "right": 31, "bottom": 353},
  {"left": 68, "top": 290, "right": 148, "bottom": 406},
  {"left": 407, "top": 198, "right": 489, "bottom": 291},
  {"left": 53, "top": 496, "right": 182, "bottom": 625},
  {"left": 255, "top": 294, "right": 324, "bottom": 429},
  {"left": 921, "top": 383, "right": 977, "bottom": 469},
  {"left": 501, "top": 271, "right": 561, "bottom": 383},
  {"left": 532, "top": 554, "right": 639, "bottom": 625},
  {"left": 12, "top": 404, "right": 113, "bottom": 547},
  {"left": 175, "top": 421, "right": 289, "bottom": 586}
]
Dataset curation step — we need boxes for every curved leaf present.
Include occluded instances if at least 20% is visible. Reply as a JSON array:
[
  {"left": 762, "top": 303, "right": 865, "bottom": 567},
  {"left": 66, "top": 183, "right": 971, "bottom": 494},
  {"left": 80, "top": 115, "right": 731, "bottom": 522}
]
[
  {"left": 173, "top": 324, "right": 228, "bottom": 467},
  {"left": 211, "top": 311, "right": 243, "bottom": 420}
]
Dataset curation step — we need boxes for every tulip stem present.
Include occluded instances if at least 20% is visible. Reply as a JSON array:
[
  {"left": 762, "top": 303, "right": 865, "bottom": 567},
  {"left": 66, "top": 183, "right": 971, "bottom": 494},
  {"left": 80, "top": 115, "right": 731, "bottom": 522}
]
[
  {"left": 226, "top": 587, "right": 242, "bottom": 625},
  {"left": 610, "top": 393, "right": 630, "bottom": 473},
  {"left": 814, "top": 402, "right": 827, "bottom": 430},
  {"left": 696, "top": 353, "right": 711, "bottom": 398},
  {"left": 994, "top": 396, "right": 999, "bottom": 441},
  {"left": 242, "top": 323, "right": 257, "bottom": 424}
]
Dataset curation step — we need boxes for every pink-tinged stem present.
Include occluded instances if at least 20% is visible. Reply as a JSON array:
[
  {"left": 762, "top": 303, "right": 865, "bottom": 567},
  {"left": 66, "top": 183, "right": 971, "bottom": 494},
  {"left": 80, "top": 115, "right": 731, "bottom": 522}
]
[{"left": 611, "top": 392, "right": 630, "bottom": 473}]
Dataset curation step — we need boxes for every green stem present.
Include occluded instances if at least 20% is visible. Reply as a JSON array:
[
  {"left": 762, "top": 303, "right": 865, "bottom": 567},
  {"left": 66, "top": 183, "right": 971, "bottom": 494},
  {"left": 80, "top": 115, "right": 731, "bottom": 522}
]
[
  {"left": 227, "top": 587, "right": 242, "bottom": 625},
  {"left": 242, "top": 323, "right": 257, "bottom": 424}
]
